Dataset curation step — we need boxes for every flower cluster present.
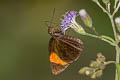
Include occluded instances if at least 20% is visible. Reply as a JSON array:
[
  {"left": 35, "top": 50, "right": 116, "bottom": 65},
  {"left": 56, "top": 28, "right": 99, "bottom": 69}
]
[
  {"left": 61, "top": 10, "right": 87, "bottom": 34},
  {"left": 60, "top": 9, "right": 93, "bottom": 34},
  {"left": 79, "top": 53, "right": 108, "bottom": 79}
]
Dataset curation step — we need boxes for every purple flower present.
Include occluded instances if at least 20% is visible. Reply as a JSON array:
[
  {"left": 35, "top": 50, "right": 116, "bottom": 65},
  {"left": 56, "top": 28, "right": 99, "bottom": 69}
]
[
  {"left": 61, "top": 11, "right": 77, "bottom": 34},
  {"left": 61, "top": 10, "right": 85, "bottom": 34}
]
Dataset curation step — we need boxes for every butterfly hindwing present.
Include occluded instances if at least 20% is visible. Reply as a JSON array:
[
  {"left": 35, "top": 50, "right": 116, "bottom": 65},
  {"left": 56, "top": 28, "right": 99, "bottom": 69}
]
[
  {"left": 50, "top": 62, "right": 69, "bottom": 75},
  {"left": 49, "top": 38, "right": 69, "bottom": 75}
]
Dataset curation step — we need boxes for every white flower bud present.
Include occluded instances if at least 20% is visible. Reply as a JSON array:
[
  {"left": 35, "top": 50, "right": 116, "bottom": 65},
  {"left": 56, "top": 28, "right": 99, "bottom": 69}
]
[
  {"left": 79, "top": 9, "right": 92, "bottom": 28},
  {"left": 115, "top": 17, "right": 120, "bottom": 32}
]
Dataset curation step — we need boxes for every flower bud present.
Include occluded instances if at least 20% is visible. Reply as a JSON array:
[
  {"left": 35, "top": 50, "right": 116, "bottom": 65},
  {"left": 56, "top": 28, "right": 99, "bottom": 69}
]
[
  {"left": 96, "top": 58, "right": 105, "bottom": 64},
  {"left": 79, "top": 9, "right": 92, "bottom": 28},
  {"left": 99, "top": 63, "right": 105, "bottom": 70},
  {"left": 91, "top": 73, "right": 97, "bottom": 79},
  {"left": 96, "top": 53, "right": 105, "bottom": 63},
  {"left": 115, "top": 17, "right": 120, "bottom": 32},
  {"left": 102, "top": 0, "right": 110, "bottom": 4},
  {"left": 91, "top": 70, "right": 103, "bottom": 79},
  {"left": 90, "top": 61, "right": 99, "bottom": 68},
  {"left": 79, "top": 67, "right": 89, "bottom": 74},
  {"left": 85, "top": 68, "right": 95, "bottom": 76},
  {"left": 97, "top": 53, "right": 104, "bottom": 58},
  {"left": 96, "top": 70, "right": 103, "bottom": 77}
]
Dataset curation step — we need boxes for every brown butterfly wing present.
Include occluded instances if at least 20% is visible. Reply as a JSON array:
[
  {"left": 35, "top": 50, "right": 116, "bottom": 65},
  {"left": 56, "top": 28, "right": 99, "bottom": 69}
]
[
  {"left": 56, "top": 35, "right": 83, "bottom": 63},
  {"left": 50, "top": 62, "right": 69, "bottom": 75},
  {"left": 49, "top": 38, "right": 69, "bottom": 75}
]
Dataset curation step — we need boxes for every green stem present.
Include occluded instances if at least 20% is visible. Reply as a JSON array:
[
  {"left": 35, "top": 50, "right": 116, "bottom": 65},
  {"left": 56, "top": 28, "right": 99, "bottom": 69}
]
[
  {"left": 84, "top": 33, "right": 116, "bottom": 46},
  {"left": 94, "top": 1, "right": 120, "bottom": 80},
  {"left": 104, "top": 61, "right": 116, "bottom": 65},
  {"left": 106, "top": 3, "right": 111, "bottom": 13},
  {"left": 108, "top": 15, "right": 119, "bottom": 80},
  {"left": 115, "top": 46, "right": 120, "bottom": 80},
  {"left": 109, "top": 15, "right": 117, "bottom": 42},
  {"left": 114, "top": 0, "right": 119, "bottom": 9},
  {"left": 112, "top": 2, "right": 120, "bottom": 17},
  {"left": 96, "top": 2, "right": 110, "bottom": 15},
  {"left": 108, "top": 3, "right": 111, "bottom": 13}
]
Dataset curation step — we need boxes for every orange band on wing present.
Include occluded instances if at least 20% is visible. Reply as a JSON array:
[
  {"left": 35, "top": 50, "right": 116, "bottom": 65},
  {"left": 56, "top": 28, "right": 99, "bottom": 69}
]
[{"left": 50, "top": 52, "right": 67, "bottom": 65}]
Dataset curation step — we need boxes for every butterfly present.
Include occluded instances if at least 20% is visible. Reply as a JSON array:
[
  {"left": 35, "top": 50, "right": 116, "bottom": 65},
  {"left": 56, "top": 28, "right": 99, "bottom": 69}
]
[{"left": 48, "top": 27, "right": 83, "bottom": 75}]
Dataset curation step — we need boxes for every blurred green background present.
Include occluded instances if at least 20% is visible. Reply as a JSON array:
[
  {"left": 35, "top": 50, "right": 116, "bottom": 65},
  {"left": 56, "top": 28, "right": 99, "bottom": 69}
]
[{"left": 0, "top": 0, "right": 116, "bottom": 80}]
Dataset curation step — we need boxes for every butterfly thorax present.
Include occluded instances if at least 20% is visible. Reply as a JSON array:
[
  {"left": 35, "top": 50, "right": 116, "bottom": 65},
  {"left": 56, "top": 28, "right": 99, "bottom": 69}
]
[{"left": 48, "top": 27, "right": 63, "bottom": 38}]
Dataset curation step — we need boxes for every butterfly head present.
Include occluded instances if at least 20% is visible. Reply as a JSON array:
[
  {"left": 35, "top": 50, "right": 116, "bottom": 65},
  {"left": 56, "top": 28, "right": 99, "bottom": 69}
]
[{"left": 48, "top": 27, "right": 62, "bottom": 37}]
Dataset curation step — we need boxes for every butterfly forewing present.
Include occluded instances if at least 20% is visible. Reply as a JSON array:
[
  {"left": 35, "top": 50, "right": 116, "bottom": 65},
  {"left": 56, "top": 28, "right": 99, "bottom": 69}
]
[{"left": 56, "top": 35, "right": 83, "bottom": 63}]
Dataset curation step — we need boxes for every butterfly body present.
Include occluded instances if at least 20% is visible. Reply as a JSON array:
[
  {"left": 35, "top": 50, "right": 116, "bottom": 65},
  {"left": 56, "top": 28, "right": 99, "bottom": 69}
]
[{"left": 48, "top": 27, "right": 83, "bottom": 75}]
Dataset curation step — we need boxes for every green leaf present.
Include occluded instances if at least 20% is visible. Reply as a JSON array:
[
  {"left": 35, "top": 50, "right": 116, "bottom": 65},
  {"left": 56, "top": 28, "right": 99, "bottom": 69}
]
[
  {"left": 101, "top": 35, "right": 115, "bottom": 43},
  {"left": 116, "top": 63, "right": 120, "bottom": 80}
]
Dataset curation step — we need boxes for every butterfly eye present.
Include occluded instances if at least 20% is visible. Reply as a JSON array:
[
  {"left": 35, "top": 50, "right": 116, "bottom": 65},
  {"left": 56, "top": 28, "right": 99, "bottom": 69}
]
[
  {"left": 48, "top": 30, "right": 54, "bottom": 35},
  {"left": 49, "top": 32, "right": 52, "bottom": 34}
]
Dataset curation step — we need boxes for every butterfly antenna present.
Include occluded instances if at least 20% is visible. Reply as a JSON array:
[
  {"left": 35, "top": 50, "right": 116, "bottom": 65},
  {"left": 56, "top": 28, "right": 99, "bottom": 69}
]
[
  {"left": 49, "top": 8, "right": 55, "bottom": 27},
  {"left": 45, "top": 8, "right": 58, "bottom": 28}
]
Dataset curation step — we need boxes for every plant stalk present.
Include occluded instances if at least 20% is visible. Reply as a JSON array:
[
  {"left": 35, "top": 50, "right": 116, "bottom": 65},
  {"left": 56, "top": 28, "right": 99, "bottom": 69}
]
[
  {"left": 108, "top": 15, "right": 119, "bottom": 80},
  {"left": 84, "top": 33, "right": 116, "bottom": 46},
  {"left": 93, "top": 1, "right": 120, "bottom": 80}
]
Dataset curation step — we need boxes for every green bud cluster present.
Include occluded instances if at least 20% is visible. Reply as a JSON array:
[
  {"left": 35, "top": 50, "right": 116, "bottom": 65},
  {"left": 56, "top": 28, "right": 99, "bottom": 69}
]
[
  {"left": 91, "top": 70, "right": 103, "bottom": 79},
  {"left": 79, "top": 53, "right": 107, "bottom": 79}
]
